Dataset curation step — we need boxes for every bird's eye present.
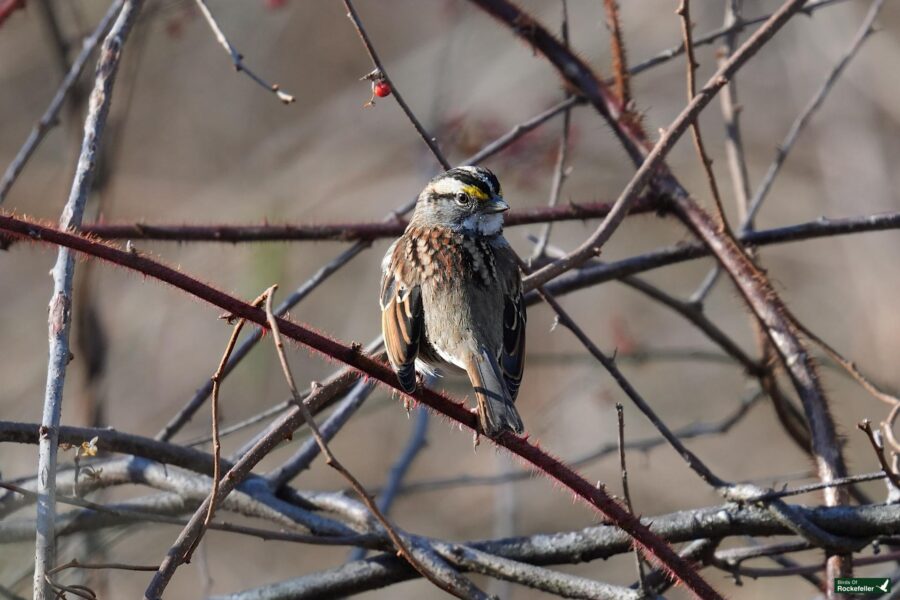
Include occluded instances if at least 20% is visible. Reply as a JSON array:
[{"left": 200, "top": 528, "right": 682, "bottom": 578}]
[{"left": 455, "top": 191, "right": 470, "bottom": 206}]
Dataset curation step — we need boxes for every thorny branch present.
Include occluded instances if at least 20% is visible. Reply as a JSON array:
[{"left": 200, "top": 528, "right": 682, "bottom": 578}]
[
  {"left": 602, "top": 0, "right": 631, "bottom": 107},
  {"left": 0, "top": 211, "right": 723, "bottom": 599},
  {"left": 73, "top": 198, "right": 658, "bottom": 243},
  {"left": 677, "top": 0, "right": 729, "bottom": 231}
]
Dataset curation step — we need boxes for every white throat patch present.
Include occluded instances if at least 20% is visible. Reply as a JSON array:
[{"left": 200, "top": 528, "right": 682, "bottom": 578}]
[{"left": 461, "top": 212, "right": 504, "bottom": 236}]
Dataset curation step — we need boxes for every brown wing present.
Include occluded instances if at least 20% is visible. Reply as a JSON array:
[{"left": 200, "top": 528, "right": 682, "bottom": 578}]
[
  {"left": 380, "top": 263, "right": 423, "bottom": 393},
  {"left": 500, "top": 292, "right": 526, "bottom": 401}
]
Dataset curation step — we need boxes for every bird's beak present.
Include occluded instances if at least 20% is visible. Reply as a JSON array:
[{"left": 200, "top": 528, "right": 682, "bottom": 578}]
[{"left": 485, "top": 196, "right": 509, "bottom": 214}]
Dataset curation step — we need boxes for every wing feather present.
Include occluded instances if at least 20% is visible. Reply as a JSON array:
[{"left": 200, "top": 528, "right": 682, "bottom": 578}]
[
  {"left": 380, "top": 265, "right": 423, "bottom": 393},
  {"left": 500, "top": 292, "right": 526, "bottom": 401}
]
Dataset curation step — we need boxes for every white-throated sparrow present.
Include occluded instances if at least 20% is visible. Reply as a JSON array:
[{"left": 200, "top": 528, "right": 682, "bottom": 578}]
[{"left": 380, "top": 166, "right": 526, "bottom": 436}]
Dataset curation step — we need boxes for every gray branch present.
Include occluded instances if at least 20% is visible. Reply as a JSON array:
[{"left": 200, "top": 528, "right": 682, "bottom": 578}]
[{"left": 33, "top": 2, "right": 143, "bottom": 597}]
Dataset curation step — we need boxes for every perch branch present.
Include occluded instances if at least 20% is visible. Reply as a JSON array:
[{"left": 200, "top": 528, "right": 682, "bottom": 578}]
[{"left": 0, "top": 213, "right": 721, "bottom": 600}]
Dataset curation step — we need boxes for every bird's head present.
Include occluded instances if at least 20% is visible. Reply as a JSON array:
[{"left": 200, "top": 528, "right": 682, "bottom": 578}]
[{"left": 412, "top": 166, "right": 509, "bottom": 236}]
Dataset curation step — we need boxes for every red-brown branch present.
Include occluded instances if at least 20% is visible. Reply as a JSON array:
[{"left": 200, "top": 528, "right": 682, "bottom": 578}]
[
  {"left": 603, "top": 0, "right": 631, "bottom": 107},
  {"left": 69, "top": 198, "right": 659, "bottom": 244},
  {"left": 0, "top": 210, "right": 721, "bottom": 600},
  {"left": 0, "top": 0, "right": 25, "bottom": 28}
]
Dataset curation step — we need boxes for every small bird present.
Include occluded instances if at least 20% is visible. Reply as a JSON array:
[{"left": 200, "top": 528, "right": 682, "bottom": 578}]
[{"left": 380, "top": 166, "right": 526, "bottom": 436}]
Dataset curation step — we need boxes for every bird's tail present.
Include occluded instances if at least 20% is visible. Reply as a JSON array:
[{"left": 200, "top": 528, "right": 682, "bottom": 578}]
[{"left": 464, "top": 348, "right": 524, "bottom": 436}]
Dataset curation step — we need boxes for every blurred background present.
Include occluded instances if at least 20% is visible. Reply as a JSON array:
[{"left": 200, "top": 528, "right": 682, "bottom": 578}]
[{"left": 1, "top": 0, "right": 899, "bottom": 597}]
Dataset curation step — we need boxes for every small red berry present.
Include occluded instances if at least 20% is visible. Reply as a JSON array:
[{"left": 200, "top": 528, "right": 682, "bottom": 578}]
[{"left": 373, "top": 80, "right": 392, "bottom": 98}]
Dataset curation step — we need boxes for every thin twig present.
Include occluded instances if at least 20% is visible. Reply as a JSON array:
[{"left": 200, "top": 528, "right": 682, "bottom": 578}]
[
  {"left": 347, "top": 407, "right": 429, "bottom": 562},
  {"left": 0, "top": 0, "right": 124, "bottom": 204},
  {"left": 261, "top": 288, "right": 483, "bottom": 600},
  {"left": 531, "top": 238, "right": 761, "bottom": 374},
  {"left": 393, "top": 389, "right": 762, "bottom": 496},
  {"left": 719, "top": 0, "right": 751, "bottom": 219},
  {"left": 488, "top": 0, "right": 815, "bottom": 290},
  {"left": 710, "top": 549, "right": 900, "bottom": 578},
  {"left": 192, "top": 0, "right": 294, "bottom": 104},
  {"left": 743, "top": 0, "right": 885, "bottom": 229},
  {"left": 343, "top": 0, "right": 450, "bottom": 170},
  {"left": 858, "top": 420, "right": 900, "bottom": 491},
  {"left": 616, "top": 404, "right": 647, "bottom": 593},
  {"left": 48, "top": 559, "right": 159, "bottom": 575},
  {"left": 203, "top": 290, "right": 270, "bottom": 529},
  {"left": 531, "top": 0, "right": 572, "bottom": 261},
  {"left": 626, "top": 0, "right": 851, "bottom": 79},
  {"left": 690, "top": 0, "right": 886, "bottom": 302},
  {"left": 264, "top": 379, "right": 377, "bottom": 489},
  {"left": 795, "top": 317, "right": 900, "bottom": 408},
  {"left": 677, "top": 0, "right": 729, "bottom": 232},
  {"left": 33, "top": 3, "right": 143, "bottom": 598}
]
